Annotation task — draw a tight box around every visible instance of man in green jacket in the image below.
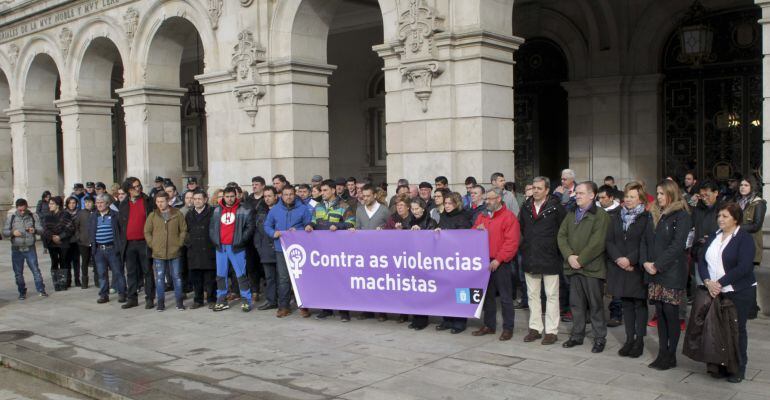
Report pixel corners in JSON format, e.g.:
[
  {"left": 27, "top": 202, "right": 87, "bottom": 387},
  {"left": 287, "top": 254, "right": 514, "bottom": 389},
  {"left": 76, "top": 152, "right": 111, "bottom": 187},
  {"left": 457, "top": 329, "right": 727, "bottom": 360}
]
[
  {"left": 557, "top": 181, "right": 610, "bottom": 353},
  {"left": 144, "top": 192, "right": 188, "bottom": 311}
]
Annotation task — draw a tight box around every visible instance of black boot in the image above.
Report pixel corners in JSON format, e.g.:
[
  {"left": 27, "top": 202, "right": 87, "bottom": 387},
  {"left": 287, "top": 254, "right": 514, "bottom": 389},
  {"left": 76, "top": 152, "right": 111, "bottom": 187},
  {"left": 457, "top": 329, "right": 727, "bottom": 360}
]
[
  {"left": 628, "top": 337, "right": 644, "bottom": 358},
  {"left": 648, "top": 350, "right": 666, "bottom": 369},
  {"left": 618, "top": 337, "right": 634, "bottom": 357}
]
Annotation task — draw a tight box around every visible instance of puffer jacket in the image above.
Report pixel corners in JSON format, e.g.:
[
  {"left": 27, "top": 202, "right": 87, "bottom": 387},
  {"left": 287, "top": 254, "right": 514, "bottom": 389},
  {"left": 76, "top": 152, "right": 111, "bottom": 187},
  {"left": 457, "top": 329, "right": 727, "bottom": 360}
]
[
  {"left": 2, "top": 209, "right": 43, "bottom": 248},
  {"left": 209, "top": 199, "right": 255, "bottom": 251},
  {"left": 406, "top": 212, "right": 438, "bottom": 230},
  {"left": 644, "top": 202, "right": 691, "bottom": 290},
  {"left": 42, "top": 211, "right": 74, "bottom": 249},
  {"left": 75, "top": 209, "right": 95, "bottom": 246},
  {"left": 519, "top": 196, "right": 567, "bottom": 275}
]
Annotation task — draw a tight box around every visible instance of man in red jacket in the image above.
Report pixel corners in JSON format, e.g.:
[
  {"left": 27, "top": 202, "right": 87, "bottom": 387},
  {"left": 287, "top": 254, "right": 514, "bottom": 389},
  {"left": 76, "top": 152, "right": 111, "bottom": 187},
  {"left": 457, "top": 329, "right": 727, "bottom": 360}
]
[{"left": 471, "top": 188, "right": 521, "bottom": 341}]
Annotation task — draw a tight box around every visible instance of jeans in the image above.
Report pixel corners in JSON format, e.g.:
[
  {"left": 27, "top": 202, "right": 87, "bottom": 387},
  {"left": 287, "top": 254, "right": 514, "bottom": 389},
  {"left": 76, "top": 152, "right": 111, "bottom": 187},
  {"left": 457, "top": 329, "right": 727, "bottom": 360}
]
[
  {"left": 125, "top": 240, "right": 153, "bottom": 302},
  {"left": 94, "top": 245, "right": 126, "bottom": 298},
  {"left": 11, "top": 246, "right": 46, "bottom": 294},
  {"left": 274, "top": 252, "right": 293, "bottom": 309},
  {"left": 215, "top": 245, "right": 251, "bottom": 304},
  {"left": 482, "top": 262, "right": 515, "bottom": 331},
  {"left": 153, "top": 258, "right": 183, "bottom": 306}
]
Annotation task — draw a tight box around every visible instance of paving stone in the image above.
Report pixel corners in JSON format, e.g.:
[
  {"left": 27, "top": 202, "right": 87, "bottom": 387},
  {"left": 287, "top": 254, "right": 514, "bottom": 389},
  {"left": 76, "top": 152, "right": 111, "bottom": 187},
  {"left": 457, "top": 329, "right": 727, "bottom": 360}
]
[
  {"left": 608, "top": 372, "right": 737, "bottom": 400},
  {"left": 427, "top": 357, "right": 550, "bottom": 386},
  {"left": 156, "top": 358, "right": 241, "bottom": 381},
  {"left": 463, "top": 377, "right": 581, "bottom": 400},
  {"left": 509, "top": 358, "right": 621, "bottom": 384},
  {"left": 369, "top": 375, "right": 491, "bottom": 400},
  {"left": 536, "top": 375, "right": 659, "bottom": 400},
  {"left": 147, "top": 377, "right": 234, "bottom": 400},
  {"left": 338, "top": 342, "right": 439, "bottom": 364},
  {"left": 578, "top": 356, "right": 691, "bottom": 382},
  {"left": 218, "top": 375, "right": 325, "bottom": 400},
  {"left": 62, "top": 334, "right": 175, "bottom": 364},
  {"left": 449, "top": 348, "right": 524, "bottom": 367},
  {"left": 682, "top": 372, "right": 770, "bottom": 397}
]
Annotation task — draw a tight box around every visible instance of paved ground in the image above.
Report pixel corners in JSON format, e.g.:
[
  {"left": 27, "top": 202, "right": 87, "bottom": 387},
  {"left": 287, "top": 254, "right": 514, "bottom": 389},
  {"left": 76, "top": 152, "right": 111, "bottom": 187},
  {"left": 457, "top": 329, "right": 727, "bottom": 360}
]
[
  {"left": 0, "top": 241, "right": 769, "bottom": 399},
  {"left": 0, "top": 367, "right": 87, "bottom": 400}
]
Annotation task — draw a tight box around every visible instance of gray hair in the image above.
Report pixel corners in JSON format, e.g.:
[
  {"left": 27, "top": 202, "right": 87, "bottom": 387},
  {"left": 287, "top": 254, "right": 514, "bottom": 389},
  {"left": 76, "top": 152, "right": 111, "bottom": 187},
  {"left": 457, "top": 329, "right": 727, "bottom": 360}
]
[
  {"left": 533, "top": 176, "right": 550, "bottom": 189},
  {"left": 487, "top": 187, "right": 504, "bottom": 197},
  {"left": 95, "top": 194, "right": 112, "bottom": 204},
  {"left": 561, "top": 169, "right": 576, "bottom": 180}
]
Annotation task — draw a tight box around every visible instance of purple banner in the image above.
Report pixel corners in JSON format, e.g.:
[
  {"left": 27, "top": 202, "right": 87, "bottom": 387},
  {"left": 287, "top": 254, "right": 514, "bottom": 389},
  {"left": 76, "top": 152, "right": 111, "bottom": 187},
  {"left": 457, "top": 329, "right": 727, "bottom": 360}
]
[{"left": 280, "top": 230, "right": 491, "bottom": 318}]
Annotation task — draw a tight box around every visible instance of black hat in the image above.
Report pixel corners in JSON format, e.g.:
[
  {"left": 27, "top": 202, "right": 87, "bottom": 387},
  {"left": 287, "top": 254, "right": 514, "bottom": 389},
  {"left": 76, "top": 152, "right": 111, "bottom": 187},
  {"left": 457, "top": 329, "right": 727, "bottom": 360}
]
[
  {"left": 95, "top": 182, "right": 106, "bottom": 189},
  {"left": 15, "top": 198, "right": 27, "bottom": 207},
  {"left": 335, "top": 177, "right": 346, "bottom": 186},
  {"left": 85, "top": 181, "right": 95, "bottom": 188},
  {"left": 418, "top": 181, "right": 433, "bottom": 189},
  {"left": 73, "top": 183, "right": 84, "bottom": 189},
  {"left": 187, "top": 177, "right": 198, "bottom": 184},
  {"left": 154, "top": 176, "right": 164, "bottom": 183}
]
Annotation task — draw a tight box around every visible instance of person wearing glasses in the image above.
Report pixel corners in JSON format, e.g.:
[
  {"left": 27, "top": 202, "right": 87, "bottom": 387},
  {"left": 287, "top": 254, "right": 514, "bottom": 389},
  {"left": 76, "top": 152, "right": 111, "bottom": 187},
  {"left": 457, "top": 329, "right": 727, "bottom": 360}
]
[{"left": 118, "top": 177, "right": 155, "bottom": 310}]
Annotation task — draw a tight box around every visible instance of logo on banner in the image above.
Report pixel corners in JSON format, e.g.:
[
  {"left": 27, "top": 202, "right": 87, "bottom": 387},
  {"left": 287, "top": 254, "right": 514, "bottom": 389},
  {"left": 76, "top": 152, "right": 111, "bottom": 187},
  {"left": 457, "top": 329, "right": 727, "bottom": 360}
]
[
  {"left": 285, "top": 244, "right": 307, "bottom": 279},
  {"left": 455, "top": 288, "right": 483, "bottom": 304}
]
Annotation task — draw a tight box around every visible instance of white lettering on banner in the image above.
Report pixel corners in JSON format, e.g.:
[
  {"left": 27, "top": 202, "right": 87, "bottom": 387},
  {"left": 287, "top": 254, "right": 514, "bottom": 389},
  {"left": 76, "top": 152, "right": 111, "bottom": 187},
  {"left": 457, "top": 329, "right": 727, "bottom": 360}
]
[
  {"left": 350, "top": 274, "right": 437, "bottom": 293},
  {"left": 0, "top": 0, "right": 125, "bottom": 43},
  {"left": 310, "top": 250, "right": 365, "bottom": 268},
  {"left": 391, "top": 251, "right": 483, "bottom": 271}
]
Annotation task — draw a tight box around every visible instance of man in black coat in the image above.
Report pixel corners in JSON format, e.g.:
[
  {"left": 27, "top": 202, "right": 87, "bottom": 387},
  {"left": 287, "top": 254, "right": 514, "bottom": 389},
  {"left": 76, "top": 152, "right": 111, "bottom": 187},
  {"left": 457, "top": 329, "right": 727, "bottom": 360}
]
[
  {"left": 117, "top": 177, "right": 155, "bottom": 310},
  {"left": 519, "top": 176, "right": 566, "bottom": 345},
  {"left": 185, "top": 190, "right": 217, "bottom": 309}
]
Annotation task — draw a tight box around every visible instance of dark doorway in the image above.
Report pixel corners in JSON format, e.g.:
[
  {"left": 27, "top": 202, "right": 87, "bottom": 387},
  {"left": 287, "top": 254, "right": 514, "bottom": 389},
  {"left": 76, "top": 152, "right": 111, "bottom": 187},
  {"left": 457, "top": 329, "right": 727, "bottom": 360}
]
[{"left": 514, "top": 38, "right": 569, "bottom": 186}]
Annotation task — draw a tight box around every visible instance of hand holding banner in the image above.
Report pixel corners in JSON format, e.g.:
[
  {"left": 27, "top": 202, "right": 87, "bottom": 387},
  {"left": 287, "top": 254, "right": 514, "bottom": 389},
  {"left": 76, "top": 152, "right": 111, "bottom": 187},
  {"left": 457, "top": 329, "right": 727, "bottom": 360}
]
[{"left": 280, "top": 229, "right": 490, "bottom": 318}]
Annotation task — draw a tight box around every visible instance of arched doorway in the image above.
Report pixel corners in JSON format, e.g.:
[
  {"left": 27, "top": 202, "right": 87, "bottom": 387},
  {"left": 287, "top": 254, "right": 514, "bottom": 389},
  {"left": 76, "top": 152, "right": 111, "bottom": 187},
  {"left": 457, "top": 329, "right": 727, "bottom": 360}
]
[
  {"left": 514, "top": 38, "right": 569, "bottom": 185},
  {"left": 0, "top": 69, "right": 11, "bottom": 207},
  {"left": 662, "top": 6, "right": 761, "bottom": 184},
  {"left": 327, "top": 0, "right": 385, "bottom": 183}
]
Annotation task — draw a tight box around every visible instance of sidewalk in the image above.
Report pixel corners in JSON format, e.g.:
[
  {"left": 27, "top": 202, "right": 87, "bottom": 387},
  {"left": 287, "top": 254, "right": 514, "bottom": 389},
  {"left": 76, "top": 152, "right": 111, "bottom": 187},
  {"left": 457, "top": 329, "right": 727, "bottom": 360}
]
[{"left": 0, "top": 241, "right": 769, "bottom": 399}]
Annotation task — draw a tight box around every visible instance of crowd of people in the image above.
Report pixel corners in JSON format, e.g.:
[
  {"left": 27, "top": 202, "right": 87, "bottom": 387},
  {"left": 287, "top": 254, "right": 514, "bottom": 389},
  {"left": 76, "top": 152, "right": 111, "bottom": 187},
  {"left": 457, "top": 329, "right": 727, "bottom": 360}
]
[{"left": 1, "top": 169, "right": 764, "bottom": 383}]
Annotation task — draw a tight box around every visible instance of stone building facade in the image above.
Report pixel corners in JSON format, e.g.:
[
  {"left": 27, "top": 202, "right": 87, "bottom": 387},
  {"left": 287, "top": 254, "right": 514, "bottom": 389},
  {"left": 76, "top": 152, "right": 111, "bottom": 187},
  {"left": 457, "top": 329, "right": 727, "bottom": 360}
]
[{"left": 0, "top": 0, "right": 767, "bottom": 210}]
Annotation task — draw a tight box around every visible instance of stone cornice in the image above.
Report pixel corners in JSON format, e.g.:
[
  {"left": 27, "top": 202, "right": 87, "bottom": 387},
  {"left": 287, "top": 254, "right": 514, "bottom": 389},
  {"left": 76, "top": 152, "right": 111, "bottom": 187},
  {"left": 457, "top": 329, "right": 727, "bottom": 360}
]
[{"left": 115, "top": 86, "right": 186, "bottom": 107}]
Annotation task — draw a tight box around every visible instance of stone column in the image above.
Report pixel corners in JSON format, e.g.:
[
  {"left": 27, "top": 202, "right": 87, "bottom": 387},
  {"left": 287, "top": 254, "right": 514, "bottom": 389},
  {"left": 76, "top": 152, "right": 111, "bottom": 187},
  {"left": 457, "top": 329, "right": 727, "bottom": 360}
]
[
  {"left": 196, "top": 71, "right": 239, "bottom": 189},
  {"left": 55, "top": 98, "right": 117, "bottom": 190},
  {"left": 375, "top": 1, "right": 521, "bottom": 192},
  {"left": 754, "top": 0, "right": 770, "bottom": 315},
  {"left": 115, "top": 86, "right": 186, "bottom": 187},
  {"left": 6, "top": 107, "right": 60, "bottom": 200},
  {"left": 0, "top": 115, "right": 11, "bottom": 209}
]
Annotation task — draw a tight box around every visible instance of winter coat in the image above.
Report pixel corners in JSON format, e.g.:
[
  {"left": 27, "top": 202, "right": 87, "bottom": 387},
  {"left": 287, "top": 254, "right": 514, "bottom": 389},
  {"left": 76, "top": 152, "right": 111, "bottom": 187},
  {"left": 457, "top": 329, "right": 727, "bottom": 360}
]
[
  {"left": 740, "top": 196, "right": 766, "bottom": 264},
  {"left": 75, "top": 209, "right": 95, "bottom": 247},
  {"left": 144, "top": 208, "right": 187, "bottom": 260},
  {"left": 406, "top": 212, "right": 438, "bottom": 230},
  {"left": 438, "top": 208, "right": 472, "bottom": 230},
  {"left": 185, "top": 206, "right": 216, "bottom": 270},
  {"left": 355, "top": 202, "right": 389, "bottom": 230},
  {"left": 605, "top": 210, "right": 654, "bottom": 299},
  {"left": 473, "top": 205, "right": 520, "bottom": 264},
  {"left": 42, "top": 211, "right": 74, "bottom": 249},
  {"left": 519, "top": 196, "right": 567, "bottom": 275},
  {"left": 698, "top": 228, "right": 757, "bottom": 293},
  {"left": 35, "top": 200, "right": 50, "bottom": 219},
  {"left": 2, "top": 209, "right": 43, "bottom": 248},
  {"left": 384, "top": 213, "right": 412, "bottom": 230},
  {"left": 253, "top": 209, "right": 276, "bottom": 263},
  {"left": 692, "top": 200, "right": 722, "bottom": 260},
  {"left": 117, "top": 194, "right": 154, "bottom": 254},
  {"left": 683, "top": 288, "right": 740, "bottom": 375},
  {"left": 309, "top": 197, "right": 355, "bottom": 230},
  {"left": 88, "top": 209, "right": 122, "bottom": 253},
  {"left": 644, "top": 203, "right": 691, "bottom": 290},
  {"left": 65, "top": 209, "right": 80, "bottom": 244},
  {"left": 263, "top": 200, "right": 312, "bottom": 252},
  {"left": 557, "top": 204, "right": 610, "bottom": 279},
  {"left": 209, "top": 199, "right": 255, "bottom": 252}
]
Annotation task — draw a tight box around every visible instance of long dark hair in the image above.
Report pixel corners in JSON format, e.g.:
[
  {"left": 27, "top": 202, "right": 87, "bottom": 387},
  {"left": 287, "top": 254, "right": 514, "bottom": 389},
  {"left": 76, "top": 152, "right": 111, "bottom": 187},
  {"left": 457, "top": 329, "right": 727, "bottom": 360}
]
[{"left": 41, "top": 190, "right": 51, "bottom": 201}]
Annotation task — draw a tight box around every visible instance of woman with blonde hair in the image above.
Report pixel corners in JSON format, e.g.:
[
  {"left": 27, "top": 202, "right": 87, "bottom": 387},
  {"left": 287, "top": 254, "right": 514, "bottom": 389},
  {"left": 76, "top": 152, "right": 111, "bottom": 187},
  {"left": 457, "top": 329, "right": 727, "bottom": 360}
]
[
  {"left": 210, "top": 188, "right": 224, "bottom": 207},
  {"left": 643, "top": 179, "right": 691, "bottom": 370}
]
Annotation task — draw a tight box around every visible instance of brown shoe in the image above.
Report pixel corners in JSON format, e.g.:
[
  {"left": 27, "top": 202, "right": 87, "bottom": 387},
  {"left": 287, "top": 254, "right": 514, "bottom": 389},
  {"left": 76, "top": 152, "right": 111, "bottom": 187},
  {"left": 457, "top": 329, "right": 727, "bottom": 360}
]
[
  {"left": 541, "top": 333, "right": 558, "bottom": 345},
  {"left": 471, "top": 326, "right": 496, "bottom": 336},
  {"left": 499, "top": 329, "right": 513, "bottom": 341},
  {"left": 276, "top": 308, "right": 292, "bottom": 318},
  {"left": 523, "top": 329, "right": 542, "bottom": 342},
  {"left": 299, "top": 308, "right": 311, "bottom": 318}
]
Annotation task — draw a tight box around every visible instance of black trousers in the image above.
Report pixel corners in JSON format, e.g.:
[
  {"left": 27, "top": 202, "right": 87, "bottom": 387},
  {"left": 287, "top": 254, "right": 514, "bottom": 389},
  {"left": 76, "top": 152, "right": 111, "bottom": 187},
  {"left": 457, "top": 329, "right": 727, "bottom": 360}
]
[
  {"left": 48, "top": 247, "right": 64, "bottom": 272},
  {"left": 724, "top": 286, "right": 756, "bottom": 374},
  {"left": 78, "top": 245, "right": 95, "bottom": 286},
  {"left": 63, "top": 243, "right": 80, "bottom": 285},
  {"left": 482, "top": 262, "right": 515, "bottom": 331},
  {"left": 622, "top": 297, "right": 647, "bottom": 340},
  {"left": 125, "top": 240, "right": 154, "bottom": 302},
  {"left": 568, "top": 274, "right": 607, "bottom": 341},
  {"left": 246, "top": 246, "right": 263, "bottom": 294},
  {"left": 190, "top": 269, "right": 216, "bottom": 304}
]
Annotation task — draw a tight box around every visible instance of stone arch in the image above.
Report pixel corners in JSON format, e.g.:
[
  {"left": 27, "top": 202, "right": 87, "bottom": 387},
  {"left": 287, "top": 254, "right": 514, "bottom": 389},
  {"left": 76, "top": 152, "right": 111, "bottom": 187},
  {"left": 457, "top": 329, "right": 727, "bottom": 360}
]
[
  {"left": 68, "top": 17, "right": 127, "bottom": 95},
  {"left": 269, "top": 0, "right": 341, "bottom": 63},
  {"left": 0, "top": 68, "right": 12, "bottom": 207},
  {"left": 16, "top": 36, "right": 65, "bottom": 104},
  {"left": 131, "top": 0, "right": 217, "bottom": 86}
]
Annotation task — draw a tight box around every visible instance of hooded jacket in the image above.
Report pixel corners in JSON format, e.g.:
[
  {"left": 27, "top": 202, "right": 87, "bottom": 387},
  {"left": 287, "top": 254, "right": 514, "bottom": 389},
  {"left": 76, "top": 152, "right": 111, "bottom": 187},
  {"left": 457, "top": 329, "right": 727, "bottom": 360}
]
[
  {"left": 144, "top": 207, "right": 187, "bottom": 260},
  {"left": 2, "top": 209, "right": 43, "bottom": 248},
  {"left": 209, "top": 198, "right": 255, "bottom": 251},
  {"left": 264, "top": 199, "right": 312, "bottom": 252}
]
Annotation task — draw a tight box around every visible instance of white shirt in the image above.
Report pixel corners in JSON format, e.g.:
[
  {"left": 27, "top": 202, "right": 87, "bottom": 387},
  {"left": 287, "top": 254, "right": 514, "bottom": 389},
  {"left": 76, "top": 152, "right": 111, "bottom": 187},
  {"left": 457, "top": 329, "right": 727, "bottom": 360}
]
[
  {"left": 365, "top": 202, "right": 380, "bottom": 219},
  {"left": 533, "top": 199, "right": 546, "bottom": 216},
  {"left": 705, "top": 227, "right": 739, "bottom": 292}
]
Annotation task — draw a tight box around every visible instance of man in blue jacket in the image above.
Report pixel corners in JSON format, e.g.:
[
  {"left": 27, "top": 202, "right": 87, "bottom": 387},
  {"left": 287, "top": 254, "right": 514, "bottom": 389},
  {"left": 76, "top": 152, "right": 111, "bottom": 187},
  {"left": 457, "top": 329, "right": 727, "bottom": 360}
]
[{"left": 264, "top": 186, "right": 311, "bottom": 318}]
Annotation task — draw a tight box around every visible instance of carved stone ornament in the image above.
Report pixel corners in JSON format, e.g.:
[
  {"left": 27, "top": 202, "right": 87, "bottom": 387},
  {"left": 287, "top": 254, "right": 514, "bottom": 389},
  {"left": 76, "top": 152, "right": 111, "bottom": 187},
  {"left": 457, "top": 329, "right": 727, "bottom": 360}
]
[
  {"left": 208, "top": 0, "right": 223, "bottom": 29},
  {"left": 233, "top": 84, "right": 265, "bottom": 127},
  {"left": 396, "top": 0, "right": 445, "bottom": 112},
  {"left": 399, "top": 62, "right": 442, "bottom": 112},
  {"left": 59, "top": 27, "right": 73, "bottom": 60},
  {"left": 239, "top": 0, "right": 254, "bottom": 7},
  {"left": 231, "top": 30, "right": 265, "bottom": 82},
  {"left": 123, "top": 7, "right": 139, "bottom": 44},
  {"left": 8, "top": 43, "right": 19, "bottom": 68},
  {"left": 397, "top": 0, "right": 444, "bottom": 61}
]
